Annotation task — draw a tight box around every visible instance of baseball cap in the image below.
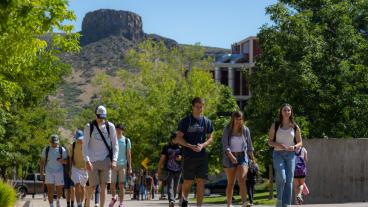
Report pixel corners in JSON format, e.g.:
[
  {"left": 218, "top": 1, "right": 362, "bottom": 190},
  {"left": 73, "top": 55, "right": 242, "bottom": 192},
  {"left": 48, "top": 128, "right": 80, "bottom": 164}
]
[
  {"left": 50, "top": 134, "right": 59, "bottom": 144},
  {"left": 96, "top": 105, "right": 107, "bottom": 119},
  {"left": 74, "top": 130, "right": 84, "bottom": 140}
]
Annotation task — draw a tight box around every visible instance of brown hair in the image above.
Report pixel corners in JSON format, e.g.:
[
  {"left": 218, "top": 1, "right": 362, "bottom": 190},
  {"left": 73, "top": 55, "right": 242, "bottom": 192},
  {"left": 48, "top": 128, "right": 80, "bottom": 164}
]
[
  {"left": 191, "top": 97, "right": 204, "bottom": 106},
  {"left": 229, "top": 111, "right": 244, "bottom": 135},
  {"left": 278, "top": 103, "right": 296, "bottom": 127}
]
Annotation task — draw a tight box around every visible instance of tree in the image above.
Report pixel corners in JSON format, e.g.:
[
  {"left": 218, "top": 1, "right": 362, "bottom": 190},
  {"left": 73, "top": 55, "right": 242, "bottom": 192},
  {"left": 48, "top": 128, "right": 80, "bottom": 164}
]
[
  {"left": 92, "top": 40, "right": 238, "bottom": 173},
  {"left": 246, "top": 0, "right": 368, "bottom": 140},
  {"left": 245, "top": 0, "right": 368, "bottom": 172},
  {"left": 0, "top": 0, "right": 79, "bottom": 179}
]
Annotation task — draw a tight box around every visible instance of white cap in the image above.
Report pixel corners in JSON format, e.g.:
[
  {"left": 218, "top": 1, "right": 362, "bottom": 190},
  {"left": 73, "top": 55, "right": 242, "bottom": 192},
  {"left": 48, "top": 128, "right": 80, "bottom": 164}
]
[{"left": 96, "top": 105, "right": 107, "bottom": 119}]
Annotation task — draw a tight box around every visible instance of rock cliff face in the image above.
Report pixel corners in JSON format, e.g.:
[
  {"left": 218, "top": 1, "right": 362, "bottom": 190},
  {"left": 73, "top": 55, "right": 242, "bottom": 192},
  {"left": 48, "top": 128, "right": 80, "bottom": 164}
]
[{"left": 80, "top": 9, "right": 145, "bottom": 45}]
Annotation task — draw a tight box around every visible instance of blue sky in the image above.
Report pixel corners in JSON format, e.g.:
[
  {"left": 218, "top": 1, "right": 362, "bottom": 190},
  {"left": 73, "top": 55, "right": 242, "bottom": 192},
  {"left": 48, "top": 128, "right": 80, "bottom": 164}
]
[{"left": 68, "top": 0, "right": 277, "bottom": 48}]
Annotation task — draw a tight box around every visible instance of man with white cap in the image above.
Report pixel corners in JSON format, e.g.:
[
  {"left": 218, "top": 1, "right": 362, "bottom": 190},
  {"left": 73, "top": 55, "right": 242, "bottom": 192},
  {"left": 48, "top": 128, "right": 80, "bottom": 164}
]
[
  {"left": 83, "top": 105, "right": 118, "bottom": 207},
  {"left": 70, "top": 129, "right": 88, "bottom": 207},
  {"left": 40, "top": 134, "right": 68, "bottom": 207}
]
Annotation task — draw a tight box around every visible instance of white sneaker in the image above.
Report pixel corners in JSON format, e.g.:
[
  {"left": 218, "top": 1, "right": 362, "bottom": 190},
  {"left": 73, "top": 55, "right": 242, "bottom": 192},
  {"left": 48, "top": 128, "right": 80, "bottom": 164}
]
[{"left": 94, "top": 204, "right": 100, "bottom": 207}]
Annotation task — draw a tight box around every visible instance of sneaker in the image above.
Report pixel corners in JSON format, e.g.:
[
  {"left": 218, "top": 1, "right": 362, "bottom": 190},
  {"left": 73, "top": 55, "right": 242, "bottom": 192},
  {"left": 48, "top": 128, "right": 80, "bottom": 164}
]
[
  {"left": 296, "top": 194, "right": 303, "bottom": 205},
  {"left": 118, "top": 203, "right": 125, "bottom": 207},
  {"left": 169, "top": 200, "right": 175, "bottom": 207},
  {"left": 108, "top": 197, "right": 117, "bottom": 207},
  {"left": 242, "top": 203, "right": 251, "bottom": 207},
  {"left": 181, "top": 199, "right": 188, "bottom": 207},
  {"left": 94, "top": 204, "right": 100, "bottom": 207}
]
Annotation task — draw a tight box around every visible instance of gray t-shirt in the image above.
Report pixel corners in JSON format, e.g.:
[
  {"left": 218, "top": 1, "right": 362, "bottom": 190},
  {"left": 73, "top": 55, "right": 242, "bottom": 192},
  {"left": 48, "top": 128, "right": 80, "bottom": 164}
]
[{"left": 41, "top": 146, "right": 67, "bottom": 173}]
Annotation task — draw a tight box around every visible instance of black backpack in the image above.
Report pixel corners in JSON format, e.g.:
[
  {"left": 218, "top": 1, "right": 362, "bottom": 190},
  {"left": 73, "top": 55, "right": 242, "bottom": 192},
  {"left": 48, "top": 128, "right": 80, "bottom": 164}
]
[{"left": 45, "top": 146, "right": 67, "bottom": 175}]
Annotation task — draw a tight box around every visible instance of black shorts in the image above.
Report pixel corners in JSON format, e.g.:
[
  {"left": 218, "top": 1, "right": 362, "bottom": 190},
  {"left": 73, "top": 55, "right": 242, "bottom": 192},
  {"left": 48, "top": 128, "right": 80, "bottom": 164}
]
[
  {"left": 182, "top": 155, "right": 208, "bottom": 180},
  {"left": 294, "top": 175, "right": 306, "bottom": 179}
]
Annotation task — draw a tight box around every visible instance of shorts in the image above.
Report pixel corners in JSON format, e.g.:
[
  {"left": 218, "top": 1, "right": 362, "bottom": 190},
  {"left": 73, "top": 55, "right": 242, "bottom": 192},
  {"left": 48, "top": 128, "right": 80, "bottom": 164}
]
[
  {"left": 224, "top": 153, "right": 248, "bottom": 168},
  {"left": 111, "top": 165, "right": 127, "bottom": 183},
  {"left": 64, "top": 176, "right": 75, "bottom": 189},
  {"left": 46, "top": 171, "right": 64, "bottom": 186},
  {"left": 71, "top": 166, "right": 89, "bottom": 186},
  {"left": 182, "top": 155, "right": 208, "bottom": 180},
  {"left": 294, "top": 175, "right": 306, "bottom": 179},
  {"left": 87, "top": 158, "right": 111, "bottom": 186}
]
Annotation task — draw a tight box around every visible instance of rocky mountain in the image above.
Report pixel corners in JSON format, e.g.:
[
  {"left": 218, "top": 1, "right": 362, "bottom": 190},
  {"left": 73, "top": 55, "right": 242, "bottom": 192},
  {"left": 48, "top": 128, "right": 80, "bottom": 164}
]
[{"left": 56, "top": 9, "right": 230, "bottom": 118}]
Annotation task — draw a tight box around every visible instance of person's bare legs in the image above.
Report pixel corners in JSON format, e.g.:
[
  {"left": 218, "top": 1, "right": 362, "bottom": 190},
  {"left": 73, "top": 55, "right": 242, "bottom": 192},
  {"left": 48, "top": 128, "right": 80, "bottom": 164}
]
[
  {"left": 195, "top": 178, "right": 205, "bottom": 206},
  {"left": 75, "top": 183, "right": 84, "bottom": 205},
  {"left": 85, "top": 186, "right": 94, "bottom": 207},
  {"left": 100, "top": 183, "right": 107, "bottom": 207},
  {"left": 118, "top": 182, "right": 125, "bottom": 203},
  {"left": 225, "top": 168, "right": 237, "bottom": 206},
  {"left": 181, "top": 179, "right": 193, "bottom": 201},
  {"left": 236, "top": 165, "right": 248, "bottom": 205},
  {"left": 46, "top": 184, "right": 55, "bottom": 205},
  {"left": 56, "top": 185, "right": 64, "bottom": 206},
  {"left": 110, "top": 182, "right": 117, "bottom": 200}
]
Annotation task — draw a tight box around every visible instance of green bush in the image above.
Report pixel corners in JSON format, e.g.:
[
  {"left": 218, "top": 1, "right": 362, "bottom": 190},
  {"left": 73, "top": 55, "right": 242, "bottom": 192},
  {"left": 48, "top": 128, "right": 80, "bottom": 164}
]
[{"left": 0, "top": 181, "right": 16, "bottom": 207}]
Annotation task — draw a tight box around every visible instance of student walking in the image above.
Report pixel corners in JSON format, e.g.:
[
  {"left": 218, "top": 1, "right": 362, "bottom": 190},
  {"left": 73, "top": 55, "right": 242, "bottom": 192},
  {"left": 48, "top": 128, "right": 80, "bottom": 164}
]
[
  {"left": 83, "top": 105, "right": 119, "bottom": 207},
  {"left": 174, "top": 97, "right": 214, "bottom": 207},
  {"left": 158, "top": 132, "right": 183, "bottom": 207},
  {"left": 40, "top": 135, "right": 68, "bottom": 207},
  {"left": 268, "top": 103, "right": 302, "bottom": 207},
  {"left": 294, "top": 146, "right": 308, "bottom": 205},
  {"left": 247, "top": 160, "right": 259, "bottom": 206},
  {"left": 109, "top": 123, "right": 132, "bottom": 207},
  {"left": 221, "top": 111, "right": 255, "bottom": 207},
  {"left": 70, "top": 130, "right": 88, "bottom": 207}
]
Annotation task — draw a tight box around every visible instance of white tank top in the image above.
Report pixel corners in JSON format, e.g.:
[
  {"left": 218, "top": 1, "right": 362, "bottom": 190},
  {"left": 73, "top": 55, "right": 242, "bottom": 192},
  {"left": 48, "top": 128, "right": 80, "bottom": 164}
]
[
  {"left": 274, "top": 126, "right": 295, "bottom": 151},
  {"left": 230, "top": 135, "right": 244, "bottom": 152}
]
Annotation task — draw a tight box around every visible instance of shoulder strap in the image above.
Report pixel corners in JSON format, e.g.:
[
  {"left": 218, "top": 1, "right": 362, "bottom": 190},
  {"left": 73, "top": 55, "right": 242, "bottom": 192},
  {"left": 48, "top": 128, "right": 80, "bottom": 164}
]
[
  {"left": 105, "top": 121, "right": 110, "bottom": 138},
  {"left": 72, "top": 142, "right": 76, "bottom": 165},
  {"left": 45, "top": 146, "right": 50, "bottom": 167},
  {"left": 89, "top": 121, "right": 94, "bottom": 137},
  {"left": 273, "top": 121, "right": 280, "bottom": 142},
  {"left": 59, "top": 146, "right": 63, "bottom": 158},
  {"left": 93, "top": 121, "right": 113, "bottom": 161}
]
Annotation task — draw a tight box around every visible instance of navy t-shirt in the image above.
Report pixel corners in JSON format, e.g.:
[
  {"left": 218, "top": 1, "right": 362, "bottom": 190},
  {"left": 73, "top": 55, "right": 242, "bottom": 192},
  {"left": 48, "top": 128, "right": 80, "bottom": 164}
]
[
  {"left": 177, "top": 115, "right": 214, "bottom": 157},
  {"left": 161, "top": 144, "right": 182, "bottom": 172}
]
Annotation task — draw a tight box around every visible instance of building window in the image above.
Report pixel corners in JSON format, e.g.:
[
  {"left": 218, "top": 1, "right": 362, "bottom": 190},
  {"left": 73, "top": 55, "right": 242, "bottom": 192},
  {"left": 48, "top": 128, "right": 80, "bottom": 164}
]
[
  {"left": 220, "top": 68, "right": 228, "bottom": 86},
  {"left": 234, "top": 70, "right": 241, "bottom": 95}
]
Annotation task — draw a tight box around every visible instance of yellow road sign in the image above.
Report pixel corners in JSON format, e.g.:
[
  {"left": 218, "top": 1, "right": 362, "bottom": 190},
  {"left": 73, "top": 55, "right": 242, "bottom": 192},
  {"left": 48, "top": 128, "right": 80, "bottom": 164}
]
[{"left": 141, "top": 157, "right": 150, "bottom": 169}]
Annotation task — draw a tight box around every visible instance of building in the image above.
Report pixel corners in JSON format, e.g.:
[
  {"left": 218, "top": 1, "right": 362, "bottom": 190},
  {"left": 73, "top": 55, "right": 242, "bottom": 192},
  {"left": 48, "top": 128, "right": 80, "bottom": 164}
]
[{"left": 213, "top": 36, "right": 260, "bottom": 110}]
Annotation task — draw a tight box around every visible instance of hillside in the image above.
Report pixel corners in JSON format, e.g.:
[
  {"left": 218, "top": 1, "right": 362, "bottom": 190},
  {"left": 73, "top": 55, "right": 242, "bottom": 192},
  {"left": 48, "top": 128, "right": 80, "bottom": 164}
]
[{"left": 55, "top": 9, "right": 230, "bottom": 119}]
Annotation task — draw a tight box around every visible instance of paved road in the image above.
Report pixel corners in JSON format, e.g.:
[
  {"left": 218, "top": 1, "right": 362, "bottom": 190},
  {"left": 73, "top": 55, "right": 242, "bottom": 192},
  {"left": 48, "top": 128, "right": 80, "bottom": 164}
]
[{"left": 15, "top": 195, "right": 368, "bottom": 207}]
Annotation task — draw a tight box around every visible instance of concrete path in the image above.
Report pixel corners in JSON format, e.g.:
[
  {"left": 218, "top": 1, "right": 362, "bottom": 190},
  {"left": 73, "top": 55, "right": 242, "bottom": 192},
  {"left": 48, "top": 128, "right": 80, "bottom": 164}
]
[{"left": 15, "top": 195, "right": 368, "bottom": 207}]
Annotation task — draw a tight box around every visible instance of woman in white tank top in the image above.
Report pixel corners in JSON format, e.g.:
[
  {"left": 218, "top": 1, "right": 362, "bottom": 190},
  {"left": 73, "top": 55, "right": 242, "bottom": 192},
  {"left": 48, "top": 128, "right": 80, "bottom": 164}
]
[
  {"left": 221, "top": 111, "right": 255, "bottom": 207},
  {"left": 268, "top": 104, "right": 303, "bottom": 207}
]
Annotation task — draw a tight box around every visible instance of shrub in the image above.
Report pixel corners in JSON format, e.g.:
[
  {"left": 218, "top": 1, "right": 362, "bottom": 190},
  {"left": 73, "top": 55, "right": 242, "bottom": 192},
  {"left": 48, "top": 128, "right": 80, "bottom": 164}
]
[{"left": 0, "top": 181, "right": 16, "bottom": 207}]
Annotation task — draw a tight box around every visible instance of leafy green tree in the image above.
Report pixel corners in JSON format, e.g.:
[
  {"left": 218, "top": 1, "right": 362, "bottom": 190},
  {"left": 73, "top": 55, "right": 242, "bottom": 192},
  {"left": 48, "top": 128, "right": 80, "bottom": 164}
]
[
  {"left": 0, "top": 0, "right": 79, "bottom": 179},
  {"left": 245, "top": 0, "right": 368, "bottom": 170},
  {"left": 92, "top": 40, "right": 238, "bottom": 173}
]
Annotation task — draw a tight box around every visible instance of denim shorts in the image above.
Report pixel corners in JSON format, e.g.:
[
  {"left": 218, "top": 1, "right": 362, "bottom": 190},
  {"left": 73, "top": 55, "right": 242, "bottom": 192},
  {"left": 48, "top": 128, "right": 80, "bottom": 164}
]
[{"left": 226, "top": 153, "right": 248, "bottom": 168}]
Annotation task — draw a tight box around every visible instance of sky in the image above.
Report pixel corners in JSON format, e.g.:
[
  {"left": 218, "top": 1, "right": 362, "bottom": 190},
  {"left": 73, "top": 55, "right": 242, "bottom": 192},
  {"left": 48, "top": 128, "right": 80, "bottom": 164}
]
[{"left": 68, "top": 0, "right": 278, "bottom": 49}]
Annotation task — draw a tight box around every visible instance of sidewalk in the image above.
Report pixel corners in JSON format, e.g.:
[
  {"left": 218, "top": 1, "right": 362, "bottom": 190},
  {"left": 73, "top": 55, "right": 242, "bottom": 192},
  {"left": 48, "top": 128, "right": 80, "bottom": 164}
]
[{"left": 15, "top": 195, "right": 368, "bottom": 207}]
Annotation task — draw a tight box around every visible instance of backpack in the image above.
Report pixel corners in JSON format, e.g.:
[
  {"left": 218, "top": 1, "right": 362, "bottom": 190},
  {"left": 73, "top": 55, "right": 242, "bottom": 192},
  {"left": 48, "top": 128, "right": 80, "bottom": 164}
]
[
  {"left": 45, "top": 146, "right": 63, "bottom": 166},
  {"left": 45, "top": 146, "right": 66, "bottom": 175},
  {"left": 294, "top": 148, "right": 307, "bottom": 177},
  {"left": 89, "top": 120, "right": 113, "bottom": 161}
]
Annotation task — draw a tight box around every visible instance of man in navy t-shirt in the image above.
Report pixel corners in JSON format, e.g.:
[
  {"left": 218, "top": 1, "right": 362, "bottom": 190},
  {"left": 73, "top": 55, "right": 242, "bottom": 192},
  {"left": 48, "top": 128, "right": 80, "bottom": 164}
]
[{"left": 174, "top": 97, "right": 214, "bottom": 207}]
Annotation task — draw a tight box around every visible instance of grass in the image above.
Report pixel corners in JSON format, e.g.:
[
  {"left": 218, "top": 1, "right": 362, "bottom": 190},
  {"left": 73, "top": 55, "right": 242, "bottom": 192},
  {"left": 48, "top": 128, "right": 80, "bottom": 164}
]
[{"left": 190, "top": 180, "right": 277, "bottom": 205}]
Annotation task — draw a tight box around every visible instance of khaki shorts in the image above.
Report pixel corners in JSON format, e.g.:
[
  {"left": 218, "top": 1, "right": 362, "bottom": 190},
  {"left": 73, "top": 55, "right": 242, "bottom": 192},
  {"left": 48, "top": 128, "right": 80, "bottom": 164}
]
[
  {"left": 87, "top": 158, "right": 111, "bottom": 186},
  {"left": 111, "top": 165, "right": 127, "bottom": 183}
]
